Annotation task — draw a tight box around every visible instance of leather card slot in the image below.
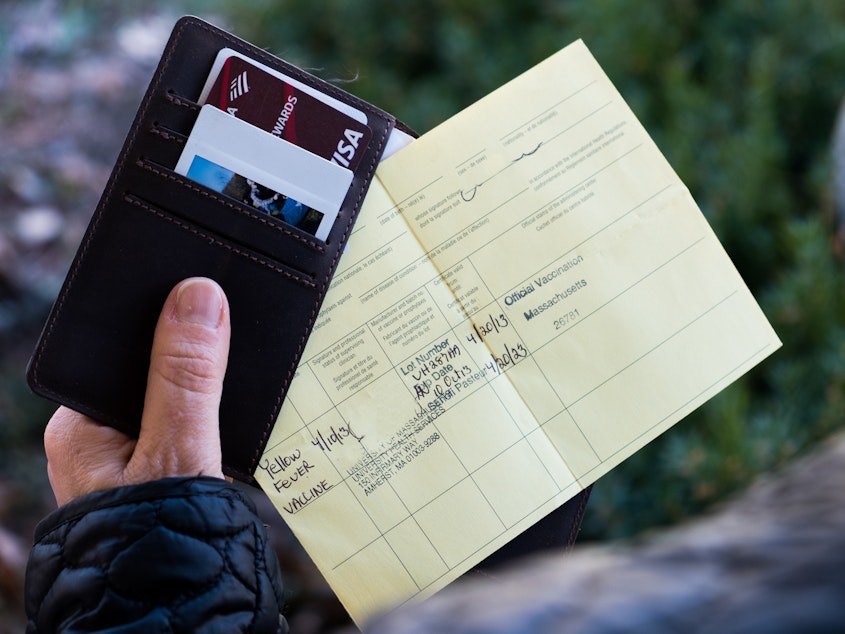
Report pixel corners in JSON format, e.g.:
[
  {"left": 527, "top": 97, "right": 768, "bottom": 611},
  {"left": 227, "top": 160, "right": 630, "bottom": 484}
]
[
  {"left": 133, "top": 156, "right": 329, "bottom": 262},
  {"left": 123, "top": 192, "right": 318, "bottom": 288}
]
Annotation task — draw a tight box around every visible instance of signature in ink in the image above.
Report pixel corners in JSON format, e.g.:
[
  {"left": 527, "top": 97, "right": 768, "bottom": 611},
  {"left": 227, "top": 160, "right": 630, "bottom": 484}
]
[{"left": 459, "top": 142, "right": 544, "bottom": 202}]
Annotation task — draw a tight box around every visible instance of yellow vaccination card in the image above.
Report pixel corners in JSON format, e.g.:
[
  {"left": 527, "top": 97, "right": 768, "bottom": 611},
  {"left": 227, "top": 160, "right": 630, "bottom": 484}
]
[{"left": 254, "top": 40, "right": 781, "bottom": 626}]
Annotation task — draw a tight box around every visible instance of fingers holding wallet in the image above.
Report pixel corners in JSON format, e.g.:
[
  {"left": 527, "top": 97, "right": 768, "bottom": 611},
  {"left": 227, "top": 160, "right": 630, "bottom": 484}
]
[
  {"left": 127, "top": 277, "right": 230, "bottom": 483},
  {"left": 44, "top": 278, "right": 231, "bottom": 506}
]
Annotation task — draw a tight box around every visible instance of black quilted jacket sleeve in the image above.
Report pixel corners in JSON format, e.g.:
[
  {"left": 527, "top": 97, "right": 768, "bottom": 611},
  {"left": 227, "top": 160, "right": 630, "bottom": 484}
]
[{"left": 25, "top": 477, "right": 288, "bottom": 633}]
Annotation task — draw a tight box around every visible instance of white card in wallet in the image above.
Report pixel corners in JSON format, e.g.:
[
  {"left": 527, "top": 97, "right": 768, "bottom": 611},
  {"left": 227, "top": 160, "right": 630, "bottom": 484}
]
[{"left": 176, "top": 104, "right": 353, "bottom": 241}]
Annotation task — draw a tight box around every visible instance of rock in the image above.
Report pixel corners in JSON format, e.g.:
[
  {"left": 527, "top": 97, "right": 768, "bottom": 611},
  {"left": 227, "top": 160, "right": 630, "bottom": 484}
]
[
  {"left": 365, "top": 432, "right": 845, "bottom": 634},
  {"left": 13, "top": 207, "right": 64, "bottom": 247}
]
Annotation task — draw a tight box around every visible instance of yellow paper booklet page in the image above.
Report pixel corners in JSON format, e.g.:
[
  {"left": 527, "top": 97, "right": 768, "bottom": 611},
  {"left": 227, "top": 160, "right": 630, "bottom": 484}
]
[{"left": 254, "top": 40, "right": 781, "bottom": 625}]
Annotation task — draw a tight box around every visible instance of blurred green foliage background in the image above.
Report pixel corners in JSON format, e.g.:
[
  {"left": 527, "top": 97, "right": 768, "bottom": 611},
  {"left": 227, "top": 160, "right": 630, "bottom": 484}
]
[
  {"left": 200, "top": 0, "right": 845, "bottom": 539},
  {"left": 5, "top": 0, "right": 845, "bottom": 544}
]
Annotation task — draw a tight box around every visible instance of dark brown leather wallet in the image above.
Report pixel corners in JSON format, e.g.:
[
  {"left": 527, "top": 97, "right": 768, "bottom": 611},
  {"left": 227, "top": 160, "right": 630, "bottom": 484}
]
[{"left": 26, "top": 16, "right": 396, "bottom": 482}]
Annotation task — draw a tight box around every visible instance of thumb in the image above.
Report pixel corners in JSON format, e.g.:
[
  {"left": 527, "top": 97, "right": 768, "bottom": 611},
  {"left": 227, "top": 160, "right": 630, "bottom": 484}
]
[{"left": 125, "top": 277, "right": 230, "bottom": 483}]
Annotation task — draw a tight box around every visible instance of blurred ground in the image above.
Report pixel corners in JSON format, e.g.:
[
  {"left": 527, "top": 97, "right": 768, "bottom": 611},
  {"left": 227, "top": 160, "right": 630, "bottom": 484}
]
[{"left": 366, "top": 429, "right": 845, "bottom": 633}]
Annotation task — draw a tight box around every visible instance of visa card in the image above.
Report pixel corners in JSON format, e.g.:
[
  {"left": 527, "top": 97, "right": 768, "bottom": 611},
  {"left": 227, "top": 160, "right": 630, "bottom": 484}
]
[{"left": 201, "top": 50, "right": 372, "bottom": 172}]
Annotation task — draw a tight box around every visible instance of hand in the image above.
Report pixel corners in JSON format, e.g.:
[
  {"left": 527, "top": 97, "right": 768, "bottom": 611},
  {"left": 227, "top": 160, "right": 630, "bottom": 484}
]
[{"left": 44, "top": 277, "right": 231, "bottom": 506}]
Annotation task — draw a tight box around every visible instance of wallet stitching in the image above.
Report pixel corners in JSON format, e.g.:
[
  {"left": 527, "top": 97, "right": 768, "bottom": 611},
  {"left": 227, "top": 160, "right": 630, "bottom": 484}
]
[
  {"left": 165, "top": 90, "right": 200, "bottom": 111},
  {"left": 137, "top": 159, "right": 327, "bottom": 251},
  {"left": 31, "top": 383, "right": 125, "bottom": 434},
  {"left": 565, "top": 486, "right": 592, "bottom": 551},
  {"left": 124, "top": 195, "right": 318, "bottom": 288},
  {"left": 149, "top": 124, "right": 186, "bottom": 144}
]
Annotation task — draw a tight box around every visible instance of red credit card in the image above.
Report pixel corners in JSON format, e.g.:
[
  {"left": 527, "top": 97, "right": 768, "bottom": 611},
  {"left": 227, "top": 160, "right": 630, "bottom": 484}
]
[{"left": 204, "top": 54, "right": 372, "bottom": 171}]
